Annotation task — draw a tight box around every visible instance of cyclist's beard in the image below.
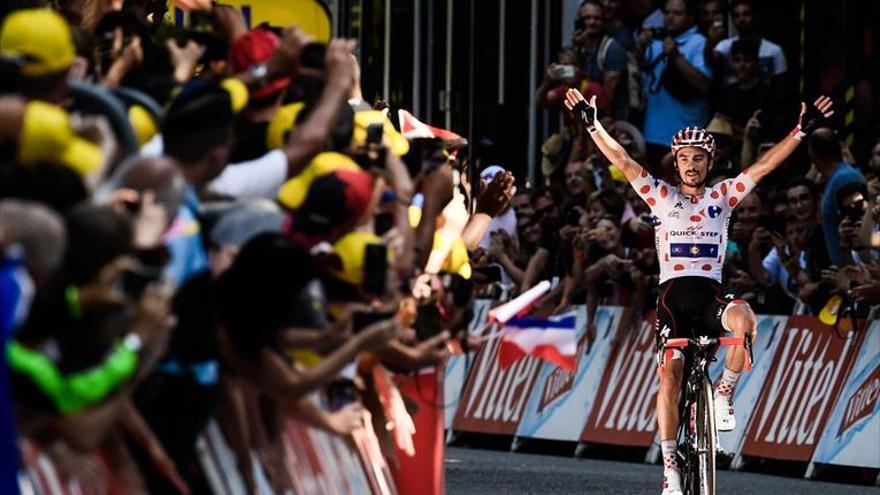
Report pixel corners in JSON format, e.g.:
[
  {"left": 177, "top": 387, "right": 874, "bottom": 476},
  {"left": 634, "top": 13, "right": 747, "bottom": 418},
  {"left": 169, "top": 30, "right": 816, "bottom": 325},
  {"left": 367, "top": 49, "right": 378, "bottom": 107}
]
[{"left": 676, "top": 165, "right": 708, "bottom": 188}]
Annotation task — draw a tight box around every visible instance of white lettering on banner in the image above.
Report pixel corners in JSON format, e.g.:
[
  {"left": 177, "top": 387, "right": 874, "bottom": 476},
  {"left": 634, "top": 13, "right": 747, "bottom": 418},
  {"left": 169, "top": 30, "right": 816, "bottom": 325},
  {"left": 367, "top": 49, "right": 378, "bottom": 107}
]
[
  {"left": 838, "top": 366, "right": 880, "bottom": 437},
  {"left": 539, "top": 366, "right": 574, "bottom": 413},
  {"left": 596, "top": 319, "right": 658, "bottom": 433},
  {"left": 755, "top": 326, "right": 854, "bottom": 447},
  {"left": 463, "top": 336, "right": 540, "bottom": 424}
]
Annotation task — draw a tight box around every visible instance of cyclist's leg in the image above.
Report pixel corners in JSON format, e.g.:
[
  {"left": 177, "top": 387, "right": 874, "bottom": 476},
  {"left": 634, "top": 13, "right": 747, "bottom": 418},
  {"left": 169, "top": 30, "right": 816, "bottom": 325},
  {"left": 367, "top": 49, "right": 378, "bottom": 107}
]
[
  {"left": 656, "top": 281, "right": 685, "bottom": 493},
  {"left": 718, "top": 298, "right": 757, "bottom": 373},
  {"left": 708, "top": 293, "right": 757, "bottom": 431}
]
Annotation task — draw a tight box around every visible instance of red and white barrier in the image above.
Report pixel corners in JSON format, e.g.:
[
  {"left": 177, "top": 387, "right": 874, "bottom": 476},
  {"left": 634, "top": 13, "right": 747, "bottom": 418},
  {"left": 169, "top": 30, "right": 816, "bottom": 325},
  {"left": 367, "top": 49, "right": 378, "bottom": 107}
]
[
  {"left": 514, "top": 306, "right": 621, "bottom": 441},
  {"left": 808, "top": 320, "right": 880, "bottom": 473},
  {"left": 579, "top": 311, "right": 660, "bottom": 448},
  {"left": 739, "top": 316, "right": 867, "bottom": 462},
  {"left": 451, "top": 326, "right": 543, "bottom": 435}
]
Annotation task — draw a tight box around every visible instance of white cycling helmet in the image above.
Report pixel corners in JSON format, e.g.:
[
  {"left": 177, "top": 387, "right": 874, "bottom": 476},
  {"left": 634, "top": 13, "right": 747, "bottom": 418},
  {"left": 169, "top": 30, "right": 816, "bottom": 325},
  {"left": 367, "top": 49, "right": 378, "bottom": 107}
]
[{"left": 671, "top": 126, "right": 716, "bottom": 157}]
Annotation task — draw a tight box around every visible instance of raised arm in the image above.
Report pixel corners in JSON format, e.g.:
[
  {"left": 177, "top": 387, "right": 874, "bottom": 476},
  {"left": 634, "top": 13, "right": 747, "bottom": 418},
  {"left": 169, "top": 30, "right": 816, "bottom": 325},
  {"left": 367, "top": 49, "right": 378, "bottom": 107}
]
[
  {"left": 563, "top": 89, "right": 644, "bottom": 182},
  {"left": 745, "top": 96, "right": 834, "bottom": 184}
]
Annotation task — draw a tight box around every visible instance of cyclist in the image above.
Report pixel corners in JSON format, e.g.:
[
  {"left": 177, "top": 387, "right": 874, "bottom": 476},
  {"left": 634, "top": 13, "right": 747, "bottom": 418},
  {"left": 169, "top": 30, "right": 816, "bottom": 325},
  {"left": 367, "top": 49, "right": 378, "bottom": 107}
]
[{"left": 564, "top": 88, "right": 833, "bottom": 495}]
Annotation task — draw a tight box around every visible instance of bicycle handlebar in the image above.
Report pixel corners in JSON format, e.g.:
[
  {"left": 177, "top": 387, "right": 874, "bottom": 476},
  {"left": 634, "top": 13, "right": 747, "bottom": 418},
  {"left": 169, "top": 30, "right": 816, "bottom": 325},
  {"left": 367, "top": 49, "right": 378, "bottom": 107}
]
[
  {"left": 661, "top": 335, "right": 754, "bottom": 371},
  {"left": 665, "top": 336, "right": 744, "bottom": 348}
]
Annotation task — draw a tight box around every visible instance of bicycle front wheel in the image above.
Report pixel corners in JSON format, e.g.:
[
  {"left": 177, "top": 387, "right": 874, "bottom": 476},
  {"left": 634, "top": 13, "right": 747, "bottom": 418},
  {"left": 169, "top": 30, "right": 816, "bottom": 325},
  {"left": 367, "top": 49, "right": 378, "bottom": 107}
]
[{"left": 696, "top": 377, "right": 716, "bottom": 495}]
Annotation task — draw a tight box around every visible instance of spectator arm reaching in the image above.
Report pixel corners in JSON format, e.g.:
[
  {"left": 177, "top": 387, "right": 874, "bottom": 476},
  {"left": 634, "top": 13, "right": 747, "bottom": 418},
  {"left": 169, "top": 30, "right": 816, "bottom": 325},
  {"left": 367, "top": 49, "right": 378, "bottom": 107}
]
[
  {"left": 521, "top": 247, "right": 549, "bottom": 292},
  {"left": 282, "top": 39, "right": 357, "bottom": 179},
  {"left": 747, "top": 228, "right": 774, "bottom": 287},
  {"left": 225, "top": 316, "right": 398, "bottom": 403}
]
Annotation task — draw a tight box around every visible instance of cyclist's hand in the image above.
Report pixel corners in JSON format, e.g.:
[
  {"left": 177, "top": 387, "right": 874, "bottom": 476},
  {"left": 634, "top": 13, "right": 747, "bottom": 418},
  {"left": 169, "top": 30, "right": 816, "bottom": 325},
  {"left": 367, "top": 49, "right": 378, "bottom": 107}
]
[
  {"left": 795, "top": 95, "right": 834, "bottom": 137},
  {"left": 563, "top": 89, "right": 597, "bottom": 131}
]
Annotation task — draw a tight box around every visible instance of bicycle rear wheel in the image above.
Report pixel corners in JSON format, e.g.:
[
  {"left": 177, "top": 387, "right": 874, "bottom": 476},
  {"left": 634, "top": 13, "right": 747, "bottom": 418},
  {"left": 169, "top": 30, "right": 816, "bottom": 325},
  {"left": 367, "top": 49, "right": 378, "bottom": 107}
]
[{"left": 696, "top": 377, "right": 716, "bottom": 495}]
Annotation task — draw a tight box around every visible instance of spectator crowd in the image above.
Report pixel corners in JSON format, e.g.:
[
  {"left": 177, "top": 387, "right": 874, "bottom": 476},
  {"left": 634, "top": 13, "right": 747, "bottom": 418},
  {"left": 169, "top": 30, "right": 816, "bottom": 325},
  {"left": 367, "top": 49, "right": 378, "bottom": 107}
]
[{"left": 0, "top": 0, "right": 877, "bottom": 493}]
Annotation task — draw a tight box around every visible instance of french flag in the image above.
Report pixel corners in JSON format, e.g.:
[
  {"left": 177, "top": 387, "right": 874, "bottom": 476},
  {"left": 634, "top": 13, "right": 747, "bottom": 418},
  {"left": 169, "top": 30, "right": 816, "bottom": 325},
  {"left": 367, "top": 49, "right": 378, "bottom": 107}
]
[{"left": 498, "top": 312, "right": 578, "bottom": 372}]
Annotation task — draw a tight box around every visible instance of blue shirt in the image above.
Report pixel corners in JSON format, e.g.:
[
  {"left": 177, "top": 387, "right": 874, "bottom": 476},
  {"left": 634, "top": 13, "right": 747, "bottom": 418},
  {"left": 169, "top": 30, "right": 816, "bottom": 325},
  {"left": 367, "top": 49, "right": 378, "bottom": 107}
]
[
  {"left": 164, "top": 186, "right": 209, "bottom": 287},
  {"left": 582, "top": 36, "right": 629, "bottom": 119},
  {"left": 0, "top": 255, "right": 29, "bottom": 495},
  {"left": 821, "top": 162, "right": 865, "bottom": 264},
  {"left": 642, "top": 26, "right": 712, "bottom": 146}
]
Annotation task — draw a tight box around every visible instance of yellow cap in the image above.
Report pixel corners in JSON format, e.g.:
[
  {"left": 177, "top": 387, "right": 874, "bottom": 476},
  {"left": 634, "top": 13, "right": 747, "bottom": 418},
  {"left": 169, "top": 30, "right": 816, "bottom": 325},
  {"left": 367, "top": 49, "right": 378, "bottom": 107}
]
[
  {"left": 0, "top": 9, "right": 75, "bottom": 77},
  {"left": 818, "top": 295, "right": 842, "bottom": 327},
  {"left": 266, "top": 102, "right": 304, "bottom": 149},
  {"left": 128, "top": 104, "right": 159, "bottom": 147},
  {"left": 17, "top": 101, "right": 103, "bottom": 176},
  {"left": 220, "top": 78, "right": 249, "bottom": 113},
  {"left": 353, "top": 110, "right": 410, "bottom": 156},
  {"left": 330, "top": 231, "right": 389, "bottom": 286},
  {"left": 609, "top": 164, "right": 627, "bottom": 182},
  {"left": 277, "top": 152, "right": 361, "bottom": 209},
  {"left": 439, "top": 235, "right": 472, "bottom": 279}
]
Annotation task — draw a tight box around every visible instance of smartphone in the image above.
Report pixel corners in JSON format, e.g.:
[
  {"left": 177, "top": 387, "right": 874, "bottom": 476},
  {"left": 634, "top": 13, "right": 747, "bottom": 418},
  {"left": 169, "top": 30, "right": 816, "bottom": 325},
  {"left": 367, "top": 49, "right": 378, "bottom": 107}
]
[
  {"left": 325, "top": 378, "right": 358, "bottom": 410},
  {"left": 362, "top": 244, "right": 388, "bottom": 297},
  {"left": 120, "top": 268, "right": 159, "bottom": 300},
  {"left": 415, "top": 303, "right": 442, "bottom": 342},
  {"left": 366, "top": 123, "right": 384, "bottom": 146},
  {"left": 353, "top": 309, "right": 395, "bottom": 333},
  {"left": 757, "top": 142, "right": 774, "bottom": 156},
  {"left": 189, "top": 11, "right": 215, "bottom": 35},
  {"left": 473, "top": 264, "right": 502, "bottom": 283},
  {"left": 760, "top": 214, "right": 786, "bottom": 236},
  {"left": 300, "top": 42, "right": 326, "bottom": 70},
  {"left": 558, "top": 64, "right": 576, "bottom": 79}
]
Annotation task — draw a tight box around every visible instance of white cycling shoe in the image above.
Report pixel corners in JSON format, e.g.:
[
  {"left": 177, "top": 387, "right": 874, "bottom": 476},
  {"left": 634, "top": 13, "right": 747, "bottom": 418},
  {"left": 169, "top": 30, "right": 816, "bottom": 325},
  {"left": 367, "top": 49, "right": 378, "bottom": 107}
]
[
  {"left": 661, "top": 470, "right": 683, "bottom": 495},
  {"left": 714, "top": 394, "right": 736, "bottom": 432}
]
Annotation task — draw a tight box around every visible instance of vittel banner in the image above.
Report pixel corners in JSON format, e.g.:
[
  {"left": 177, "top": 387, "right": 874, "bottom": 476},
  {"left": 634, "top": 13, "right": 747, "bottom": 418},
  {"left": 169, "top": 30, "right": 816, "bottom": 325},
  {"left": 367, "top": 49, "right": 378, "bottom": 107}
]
[
  {"left": 741, "top": 316, "right": 866, "bottom": 462},
  {"left": 579, "top": 311, "right": 661, "bottom": 447},
  {"left": 515, "top": 306, "right": 622, "bottom": 441},
  {"left": 444, "top": 300, "right": 492, "bottom": 429},
  {"left": 810, "top": 320, "right": 880, "bottom": 469},
  {"left": 451, "top": 325, "right": 543, "bottom": 435},
  {"left": 708, "top": 315, "right": 789, "bottom": 457}
]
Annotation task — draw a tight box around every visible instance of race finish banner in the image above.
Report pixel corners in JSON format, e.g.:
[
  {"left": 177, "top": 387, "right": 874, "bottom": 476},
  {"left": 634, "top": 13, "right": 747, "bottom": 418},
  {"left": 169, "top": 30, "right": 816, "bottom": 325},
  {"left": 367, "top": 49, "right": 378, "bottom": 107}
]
[
  {"left": 809, "top": 319, "right": 880, "bottom": 472},
  {"left": 740, "top": 316, "right": 867, "bottom": 462},
  {"left": 515, "top": 306, "right": 621, "bottom": 442},
  {"left": 579, "top": 311, "right": 660, "bottom": 447},
  {"left": 451, "top": 323, "right": 544, "bottom": 436}
]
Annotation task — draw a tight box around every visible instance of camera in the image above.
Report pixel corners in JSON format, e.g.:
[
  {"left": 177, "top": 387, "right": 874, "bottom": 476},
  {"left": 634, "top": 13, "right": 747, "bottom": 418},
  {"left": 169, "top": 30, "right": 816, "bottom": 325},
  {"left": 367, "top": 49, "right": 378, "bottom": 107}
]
[
  {"left": 650, "top": 27, "right": 669, "bottom": 39},
  {"left": 841, "top": 200, "right": 866, "bottom": 222}
]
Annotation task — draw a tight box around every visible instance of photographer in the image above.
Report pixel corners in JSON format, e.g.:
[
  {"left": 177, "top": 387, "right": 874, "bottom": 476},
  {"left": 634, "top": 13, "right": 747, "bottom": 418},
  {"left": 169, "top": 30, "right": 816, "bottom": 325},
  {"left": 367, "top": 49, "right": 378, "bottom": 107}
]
[
  {"left": 638, "top": 0, "right": 712, "bottom": 168},
  {"left": 572, "top": 0, "right": 629, "bottom": 120}
]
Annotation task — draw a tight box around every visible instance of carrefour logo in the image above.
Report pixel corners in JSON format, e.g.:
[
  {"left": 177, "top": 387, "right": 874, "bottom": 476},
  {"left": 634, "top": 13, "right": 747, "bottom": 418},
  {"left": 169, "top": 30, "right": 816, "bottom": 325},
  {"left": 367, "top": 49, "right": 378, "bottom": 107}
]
[{"left": 707, "top": 205, "right": 723, "bottom": 218}]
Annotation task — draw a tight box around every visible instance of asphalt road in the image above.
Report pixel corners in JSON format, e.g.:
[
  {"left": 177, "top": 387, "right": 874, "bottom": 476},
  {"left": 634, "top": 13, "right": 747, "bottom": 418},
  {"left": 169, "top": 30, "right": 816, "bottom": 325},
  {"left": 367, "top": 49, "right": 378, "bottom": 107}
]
[{"left": 445, "top": 447, "right": 878, "bottom": 495}]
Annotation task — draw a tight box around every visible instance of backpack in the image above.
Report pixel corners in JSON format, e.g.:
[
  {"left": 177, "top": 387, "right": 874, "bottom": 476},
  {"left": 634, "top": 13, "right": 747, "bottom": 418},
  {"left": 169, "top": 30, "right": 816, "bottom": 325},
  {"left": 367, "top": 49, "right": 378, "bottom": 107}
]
[{"left": 597, "top": 36, "right": 645, "bottom": 115}]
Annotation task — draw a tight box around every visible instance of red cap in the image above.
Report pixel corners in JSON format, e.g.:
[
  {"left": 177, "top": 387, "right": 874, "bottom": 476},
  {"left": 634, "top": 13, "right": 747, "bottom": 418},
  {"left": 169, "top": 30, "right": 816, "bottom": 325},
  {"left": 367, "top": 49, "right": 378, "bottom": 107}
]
[{"left": 230, "top": 29, "right": 290, "bottom": 98}]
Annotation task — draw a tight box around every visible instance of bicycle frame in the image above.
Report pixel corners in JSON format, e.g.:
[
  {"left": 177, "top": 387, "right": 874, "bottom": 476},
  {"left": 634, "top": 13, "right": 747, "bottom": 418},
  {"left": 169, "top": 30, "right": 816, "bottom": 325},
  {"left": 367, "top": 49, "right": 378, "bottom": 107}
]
[{"left": 660, "top": 335, "right": 753, "bottom": 495}]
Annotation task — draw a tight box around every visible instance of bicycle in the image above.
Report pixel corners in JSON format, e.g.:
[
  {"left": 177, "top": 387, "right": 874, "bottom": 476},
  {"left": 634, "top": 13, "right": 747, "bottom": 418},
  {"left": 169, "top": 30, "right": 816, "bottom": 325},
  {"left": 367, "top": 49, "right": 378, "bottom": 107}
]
[{"left": 660, "top": 335, "right": 753, "bottom": 495}]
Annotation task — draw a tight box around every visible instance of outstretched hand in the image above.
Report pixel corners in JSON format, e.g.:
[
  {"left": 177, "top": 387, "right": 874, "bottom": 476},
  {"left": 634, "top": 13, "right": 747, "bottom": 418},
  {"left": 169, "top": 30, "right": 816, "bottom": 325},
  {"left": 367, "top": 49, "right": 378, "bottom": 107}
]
[
  {"left": 563, "top": 89, "right": 598, "bottom": 131},
  {"left": 794, "top": 95, "right": 834, "bottom": 138}
]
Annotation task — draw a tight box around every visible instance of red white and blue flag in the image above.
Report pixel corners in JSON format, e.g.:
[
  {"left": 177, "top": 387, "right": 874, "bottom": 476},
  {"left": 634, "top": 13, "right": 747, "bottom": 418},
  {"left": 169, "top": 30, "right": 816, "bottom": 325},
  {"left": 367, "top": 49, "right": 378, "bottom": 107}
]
[{"left": 498, "top": 312, "right": 578, "bottom": 372}]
